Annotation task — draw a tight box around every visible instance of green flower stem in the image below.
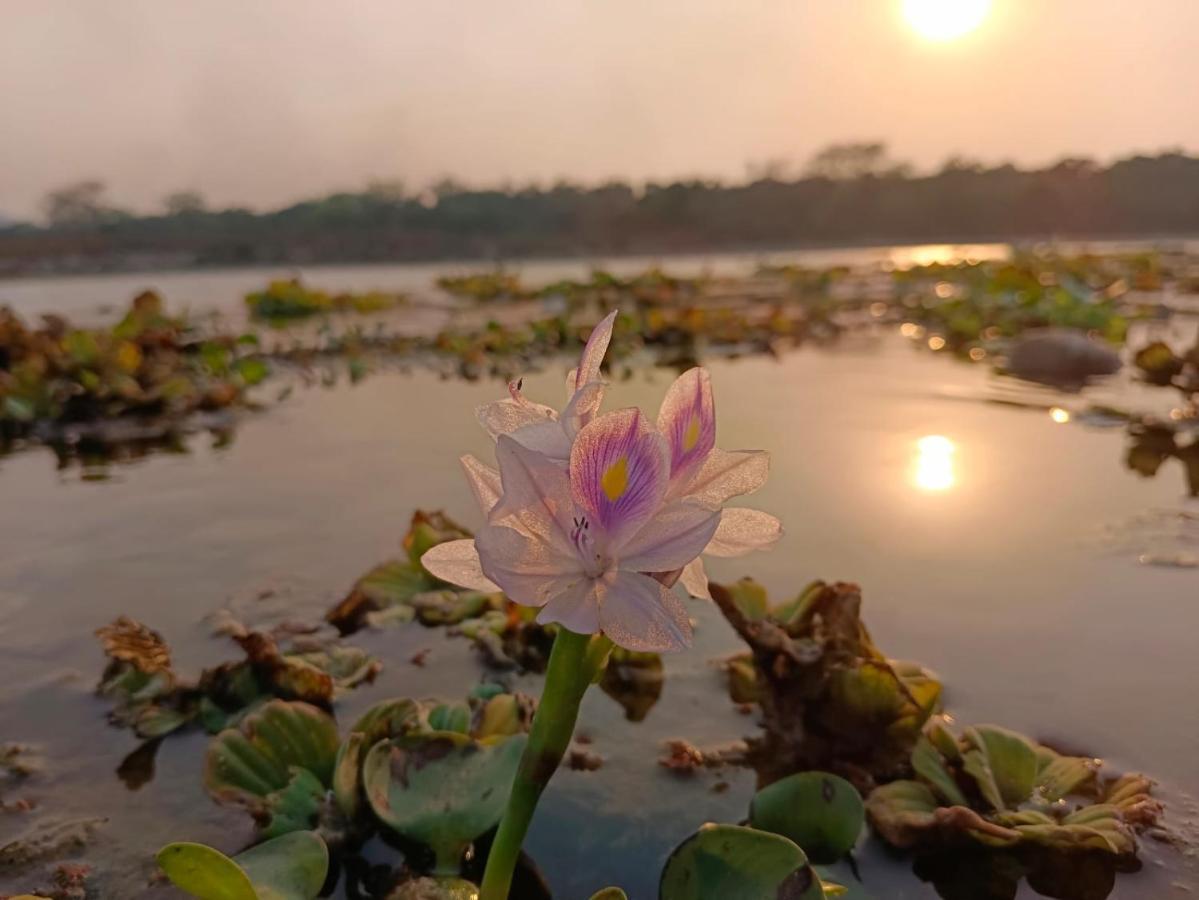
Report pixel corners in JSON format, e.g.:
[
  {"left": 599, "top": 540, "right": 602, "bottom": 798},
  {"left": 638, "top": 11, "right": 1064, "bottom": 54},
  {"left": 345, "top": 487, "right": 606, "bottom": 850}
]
[{"left": 480, "top": 628, "right": 598, "bottom": 899}]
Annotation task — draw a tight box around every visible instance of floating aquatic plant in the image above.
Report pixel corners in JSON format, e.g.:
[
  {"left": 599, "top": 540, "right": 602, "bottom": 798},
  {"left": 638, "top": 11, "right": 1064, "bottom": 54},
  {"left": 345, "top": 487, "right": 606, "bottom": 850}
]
[
  {"left": 660, "top": 823, "right": 824, "bottom": 900},
  {"left": 865, "top": 718, "right": 1162, "bottom": 857},
  {"left": 419, "top": 310, "right": 780, "bottom": 898},
  {"left": 95, "top": 616, "right": 379, "bottom": 741},
  {"left": 204, "top": 700, "right": 341, "bottom": 839},
  {"left": 157, "top": 830, "right": 329, "bottom": 900},
  {"left": 0, "top": 292, "right": 267, "bottom": 442},
  {"left": 245, "top": 278, "right": 403, "bottom": 320},
  {"left": 709, "top": 578, "right": 941, "bottom": 785}
]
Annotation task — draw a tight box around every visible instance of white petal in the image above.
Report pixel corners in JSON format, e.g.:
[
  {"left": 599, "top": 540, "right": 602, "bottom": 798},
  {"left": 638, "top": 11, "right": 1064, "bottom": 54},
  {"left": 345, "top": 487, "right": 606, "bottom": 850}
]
[
  {"left": 573, "top": 310, "right": 617, "bottom": 393},
  {"left": 509, "top": 420, "right": 572, "bottom": 460},
  {"left": 599, "top": 570, "right": 692, "bottom": 653},
  {"left": 560, "top": 381, "right": 605, "bottom": 440},
  {"left": 420, "top": 540, "right": 499, "bottom": 592},
  {"left": 679, "top": 558, "right": 711, "bottom": 600},
  {"left": 619, "top": 501, "right": 720, "bottom": 573},
  {"left": 460, "top": 454, "right": 501, "bottom": 515},
  {"left": 476, "top": 397, "right": 557, "bottom": 440},
  {"left": 536, "top": 576, "right": 601, "bottom": 634},
  {"left": 681, "top": 448, "right": 770, "bottom": 507},
  {"left": 703, "top": 508, "right": 783, "bottom": 557},
  {"left": 489, "top": 435, "right": 577, "bottom": 557},
  {"left": 475, "top": 524, "right": 580, "bottom": 608}
]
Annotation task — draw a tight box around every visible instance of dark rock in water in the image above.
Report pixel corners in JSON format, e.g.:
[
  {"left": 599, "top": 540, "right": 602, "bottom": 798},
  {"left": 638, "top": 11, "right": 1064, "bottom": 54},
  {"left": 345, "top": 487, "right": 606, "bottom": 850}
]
[{"left": 1004, "top": 329, "right": 1122, "bottom": 387}]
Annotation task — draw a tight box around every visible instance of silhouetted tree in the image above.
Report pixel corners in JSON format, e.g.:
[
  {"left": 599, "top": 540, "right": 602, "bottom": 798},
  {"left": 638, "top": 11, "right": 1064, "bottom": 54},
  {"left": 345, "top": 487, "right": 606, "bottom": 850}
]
[
  {"left": 163, "top": 191, "right": 207, "bottom": 215},
  {"left": 43, "top": 180, "right": 115, "bottom": 226}
]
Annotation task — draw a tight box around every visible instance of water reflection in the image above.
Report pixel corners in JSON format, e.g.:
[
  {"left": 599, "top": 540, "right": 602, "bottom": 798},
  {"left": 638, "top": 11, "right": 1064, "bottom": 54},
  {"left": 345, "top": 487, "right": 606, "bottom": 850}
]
[{"left": 913, "top": 435, "right": 957, "bottom": 492}]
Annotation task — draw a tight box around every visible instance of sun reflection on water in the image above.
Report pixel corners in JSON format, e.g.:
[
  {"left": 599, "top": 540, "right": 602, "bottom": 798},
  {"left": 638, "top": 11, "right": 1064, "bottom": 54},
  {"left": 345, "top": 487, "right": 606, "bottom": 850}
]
[{"left": 914, "top": 434, "right": 956, "bottom": 491}]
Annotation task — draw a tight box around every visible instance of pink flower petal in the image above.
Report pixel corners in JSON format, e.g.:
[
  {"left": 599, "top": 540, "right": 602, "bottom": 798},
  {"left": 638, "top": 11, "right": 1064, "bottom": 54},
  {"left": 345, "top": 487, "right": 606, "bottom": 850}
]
[
  {"left": 620, "top": 501, "right": 720, "bottom": 573},
  {"left": 681, "top": 448, "right": 770, "bottom": 507},
  {"left": 561, "top": 381, "right": 605, "bottom": 440},
  {"left": 657, "top": 368, "right": 716, "bottom": 489},
  {"left": 489, "top": 435, "right": 578, "bottom": 557},
  {"left": 475, "top": 524, "right": 581, "bottom": 608},
  {"left": 508, "top": 420, "right": 572, "bottom": 460},
  {"left": 570, "top": 408, "right": 669, "bottom": 549},
  {"left": 679, "top": 558, "right": 711, "bottom": 600},
  {"left": 573, "top": 310, "right": 618, "bottom": 394},
  {"left": 703, "top": 507, "right": 783, "bottom": 557},
  {"left": 460, "top": 454, "right": 501, "bottom": 515},
  {"left": 598, "top": 570, "right": 692, "bottom": 653},
  {"left": 420, "top": 539, "right": 500, "bottom": 592},
  {"left": 476, "top": 381, "right": 557, "bottom": 440},
  {"left": 536, "top": 576, "right": 601, "bottom": 634}
]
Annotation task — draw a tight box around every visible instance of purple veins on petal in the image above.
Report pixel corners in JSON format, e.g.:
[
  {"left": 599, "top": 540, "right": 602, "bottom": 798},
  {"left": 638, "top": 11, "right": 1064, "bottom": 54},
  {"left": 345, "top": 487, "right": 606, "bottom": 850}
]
[
  {"left": 569, "top": 408, "right": 669, "bottom": 549},
  {"left": 658, "top": 368, "right": 716, "bottom": 488}
]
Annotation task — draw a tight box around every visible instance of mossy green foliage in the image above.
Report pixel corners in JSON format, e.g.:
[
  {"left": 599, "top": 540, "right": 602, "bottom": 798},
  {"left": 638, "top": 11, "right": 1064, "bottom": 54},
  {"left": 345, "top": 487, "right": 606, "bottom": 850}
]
[
  {"left": 245, "top": 279, "right": 401, "bottom": 320},
  {"left": 0, "top": 291, "right": 267, "bottom": 434},
  {"left": 711, "top": 579, "right": 941, "bottom": 779},
  {"left": 866, "top": 718, "right": 1161, "bottom": 856}
]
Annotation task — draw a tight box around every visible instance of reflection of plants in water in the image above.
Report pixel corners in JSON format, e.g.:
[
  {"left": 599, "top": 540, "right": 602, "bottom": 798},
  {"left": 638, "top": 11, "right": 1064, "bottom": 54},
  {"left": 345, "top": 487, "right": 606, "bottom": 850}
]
[{"left": 1124, "top": 424, "right": 1199, "bottom": 498}]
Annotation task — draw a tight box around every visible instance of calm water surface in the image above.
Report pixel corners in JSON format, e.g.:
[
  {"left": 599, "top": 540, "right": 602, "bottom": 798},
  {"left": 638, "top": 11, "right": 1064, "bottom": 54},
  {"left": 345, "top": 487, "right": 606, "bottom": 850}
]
[{"left": 1, "top": 257, "right": 1197, "bottom": 898}]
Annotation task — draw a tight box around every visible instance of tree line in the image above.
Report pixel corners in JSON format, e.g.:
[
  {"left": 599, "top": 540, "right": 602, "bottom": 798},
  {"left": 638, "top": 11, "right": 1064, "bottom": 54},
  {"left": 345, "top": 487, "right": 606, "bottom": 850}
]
[{"left": 4, "top": 144, "right": 1199, "bottom": 274}]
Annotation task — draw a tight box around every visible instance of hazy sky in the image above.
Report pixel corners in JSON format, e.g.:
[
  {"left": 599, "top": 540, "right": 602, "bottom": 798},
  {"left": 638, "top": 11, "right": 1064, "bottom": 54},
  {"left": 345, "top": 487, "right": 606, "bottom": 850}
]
[{"left": 2, "top": 0, "right": 1197, "bottom": 219}]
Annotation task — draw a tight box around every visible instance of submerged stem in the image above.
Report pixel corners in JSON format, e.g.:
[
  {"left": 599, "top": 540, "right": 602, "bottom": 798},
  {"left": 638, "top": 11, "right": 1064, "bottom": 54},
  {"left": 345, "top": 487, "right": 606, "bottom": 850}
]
[{"left": 479, "top": 628, "right": 595, "bottom": 900}]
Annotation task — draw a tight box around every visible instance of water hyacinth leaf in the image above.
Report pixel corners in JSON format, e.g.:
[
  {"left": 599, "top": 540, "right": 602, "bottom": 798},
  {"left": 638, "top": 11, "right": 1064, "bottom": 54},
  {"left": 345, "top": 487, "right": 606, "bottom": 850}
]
[
  {"left": 749, "top": 772, "right": 865, "bottom": 863},
  {"left": 911, "top": 736, "right": 967, "bottom": 806},
  {"left": 961, "top": 726, "right": 1039, "bottom": 811},
  {"left": 589, "top": 890, "right": 629, "bottom": 900},
  {"left": 863, "top": 780, "right": 940, "bottom": 849},
  {"left": 204, "top": 701, "right": 340, "bottom": 817},
  {"left": 156, "top": 842, "right": 257, "bottom": 900},
  {"left": 474, "top": 693, "right": 524, "bottom": 741},
  {"left": 1034, "top": 747, "right": 1097, "bottom": 802},
  {"left": 658, "top": 823, "right": 822, "bottom": 900},
  {"left": 428, "top": 703, "right": 472, "bottom": 735},
  {"left": 262, "top": 767, "right": 326, "bottom": 838},
  {"left": 235, "top": 831, "right": 330, "bottom": 900},
  {"left": 349, "top": 697, "right": 423, "bottom": 744},
  {"left": 332, "top": 732, "right": 367, "bottom": 821},
  {"left": 363, "top": 733, "right": 527, "bottom": 872}
]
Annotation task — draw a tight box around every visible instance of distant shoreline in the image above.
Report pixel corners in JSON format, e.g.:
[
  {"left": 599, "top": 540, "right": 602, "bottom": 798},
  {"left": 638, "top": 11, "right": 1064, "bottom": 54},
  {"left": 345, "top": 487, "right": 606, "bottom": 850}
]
[{"left": 3, "top": 231, "right": 1198, "bottom": 284}]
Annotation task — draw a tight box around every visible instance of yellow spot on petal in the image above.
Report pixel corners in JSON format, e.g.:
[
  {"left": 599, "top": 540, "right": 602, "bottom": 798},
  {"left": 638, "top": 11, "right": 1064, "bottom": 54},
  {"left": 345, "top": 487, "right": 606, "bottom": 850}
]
[
  {"left": 683, "top": 414, "right": 701, "bottom": 452},
  {"left": 601, "top": 457, "right": 629, "bottom": 502}
]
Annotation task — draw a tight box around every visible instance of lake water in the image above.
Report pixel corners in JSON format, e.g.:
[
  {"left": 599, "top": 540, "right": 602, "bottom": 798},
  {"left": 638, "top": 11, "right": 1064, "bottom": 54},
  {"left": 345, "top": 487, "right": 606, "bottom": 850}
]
[{"left": 1, "top": 249, "right": 1197, "bottom": 898}]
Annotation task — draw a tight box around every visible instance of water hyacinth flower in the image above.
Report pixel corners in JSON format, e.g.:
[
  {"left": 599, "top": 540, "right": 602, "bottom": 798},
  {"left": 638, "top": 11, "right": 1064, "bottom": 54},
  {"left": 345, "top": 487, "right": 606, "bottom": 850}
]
[{"left": 423, "top": 310, "right": 781, "bottom": 652}]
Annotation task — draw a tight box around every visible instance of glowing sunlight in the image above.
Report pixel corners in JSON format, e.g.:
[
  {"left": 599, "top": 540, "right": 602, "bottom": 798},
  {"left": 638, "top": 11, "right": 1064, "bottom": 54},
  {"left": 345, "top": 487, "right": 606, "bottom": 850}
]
[
  {"left": 914, "top": 434, "right": 957, "bottom": 492},
  {"left": 902, "top": 0, "right": 991, "bottom": 42}
]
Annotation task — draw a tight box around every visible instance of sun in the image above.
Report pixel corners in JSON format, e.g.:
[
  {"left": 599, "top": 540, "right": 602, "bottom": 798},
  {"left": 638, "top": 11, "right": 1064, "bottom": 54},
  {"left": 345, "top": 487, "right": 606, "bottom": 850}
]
[{"left": 902, "top": 0, "right": 991, "bottom": 42}]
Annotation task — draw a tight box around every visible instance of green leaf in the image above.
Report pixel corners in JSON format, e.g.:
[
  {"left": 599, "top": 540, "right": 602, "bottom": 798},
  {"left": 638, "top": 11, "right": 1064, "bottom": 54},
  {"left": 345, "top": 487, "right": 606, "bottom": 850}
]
[
  {"left": 590, "top": 890, "right": 628, "bottom": 900},
  {"left": 262, "top": 768, "right": 326, "bottom": 838},
  {"left": 911, "top": 736, "right": 967, "bottom": 806},
  {"left": 961, "top": 725, "right": 1039, "bottom": 811},
  {"left": 749, "top": 772, "right": 864, "bottom": 863},
  {"left": 204, "top": 701, "right": 340, "bottom": 819},
  {"left": 157, "top": 842, "right": 257, "bottom": 900},
  {"left": 364, "top": 733, "right": 527, "bottom": 874},
  {"left": 863, "top": 780, "right": 940, "bottom": 849},
  {"left": 236, "top": 831, "right": 329, "bottom": 900},
  {"left": 428, "top": 703, "right": 471, "bottom": 735},
  {"left": 659, "top": 823, "right": 822, "bottom": 900}
]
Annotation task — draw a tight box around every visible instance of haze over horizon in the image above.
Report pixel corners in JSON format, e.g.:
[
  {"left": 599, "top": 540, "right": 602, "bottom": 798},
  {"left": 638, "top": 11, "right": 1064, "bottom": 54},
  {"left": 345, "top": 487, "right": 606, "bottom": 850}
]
[{"left": 3, "top": 0, "right": 1197, "bottom": 221}]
